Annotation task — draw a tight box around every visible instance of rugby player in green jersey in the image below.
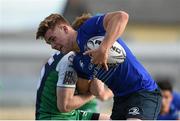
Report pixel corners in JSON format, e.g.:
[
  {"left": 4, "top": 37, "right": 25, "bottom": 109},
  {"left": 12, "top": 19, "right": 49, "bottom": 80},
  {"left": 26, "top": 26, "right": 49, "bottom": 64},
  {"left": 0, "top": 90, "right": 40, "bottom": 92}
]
[{"left": 35, "top": 51, "right": 113, "bottom": 120}]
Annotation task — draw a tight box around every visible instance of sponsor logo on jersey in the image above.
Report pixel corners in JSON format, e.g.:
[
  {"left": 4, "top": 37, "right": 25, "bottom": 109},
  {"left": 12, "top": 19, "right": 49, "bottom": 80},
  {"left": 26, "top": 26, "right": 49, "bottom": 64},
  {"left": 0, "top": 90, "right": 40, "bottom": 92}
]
[
  {"left": 79, "top": 60, "right": 84, "bottom": 68},
  {"left": 94, "top": 39, "right": 122, "bottom": 54},
  {"left": 63, "top": 71, "right": 77, "bottom": 85}
]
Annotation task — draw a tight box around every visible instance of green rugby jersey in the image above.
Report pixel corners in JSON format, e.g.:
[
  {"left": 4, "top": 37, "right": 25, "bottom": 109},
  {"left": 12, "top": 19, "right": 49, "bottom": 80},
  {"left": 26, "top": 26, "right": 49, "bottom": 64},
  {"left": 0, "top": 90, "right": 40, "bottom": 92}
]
[
  {"left": 36, "top": 51, "right": 97, "bottom": 120},
  {"left": 78, "top": 99, "right": 97, "bottom": 112}
]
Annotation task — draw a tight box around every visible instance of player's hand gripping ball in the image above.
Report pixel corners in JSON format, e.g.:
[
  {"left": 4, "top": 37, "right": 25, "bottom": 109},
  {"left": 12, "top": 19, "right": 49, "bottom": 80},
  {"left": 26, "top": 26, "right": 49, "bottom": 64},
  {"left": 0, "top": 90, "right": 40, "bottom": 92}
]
[{"left": 87, "top": 36, "right": 126, "bottom": 64}]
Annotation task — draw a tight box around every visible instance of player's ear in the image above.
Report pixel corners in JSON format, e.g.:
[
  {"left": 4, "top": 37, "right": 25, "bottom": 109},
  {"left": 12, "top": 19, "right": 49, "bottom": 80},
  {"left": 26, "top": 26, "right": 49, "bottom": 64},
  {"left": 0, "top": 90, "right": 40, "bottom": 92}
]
[{"left": 62, "top": 25, "right": 68, "bottom": 33}]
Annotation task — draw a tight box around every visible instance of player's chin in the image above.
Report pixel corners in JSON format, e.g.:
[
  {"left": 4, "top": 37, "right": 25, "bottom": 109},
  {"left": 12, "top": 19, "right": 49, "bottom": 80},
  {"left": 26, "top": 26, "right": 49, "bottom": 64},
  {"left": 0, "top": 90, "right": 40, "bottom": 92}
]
[{"left": 61, "top": 49, "right": 69, "bottom": 54}]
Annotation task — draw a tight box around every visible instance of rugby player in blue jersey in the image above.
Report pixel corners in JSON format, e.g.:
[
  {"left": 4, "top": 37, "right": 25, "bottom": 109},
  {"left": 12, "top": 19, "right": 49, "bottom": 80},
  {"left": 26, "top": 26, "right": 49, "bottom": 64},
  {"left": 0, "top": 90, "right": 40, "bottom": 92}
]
[
  {"left": 156, "top": 77, "right": 180, "bottom": 111},
  {"left": 172, "top": 92, "right": 180, "bottom": 110},
  {"left": 157, "top": 80, "right": 179, "bottom": 120},
  {"left": 36, "top": 14, "right": 113, "bottom": 120},
  {"left": 36, "top": 11, "right": 162, "bottom": 120}
]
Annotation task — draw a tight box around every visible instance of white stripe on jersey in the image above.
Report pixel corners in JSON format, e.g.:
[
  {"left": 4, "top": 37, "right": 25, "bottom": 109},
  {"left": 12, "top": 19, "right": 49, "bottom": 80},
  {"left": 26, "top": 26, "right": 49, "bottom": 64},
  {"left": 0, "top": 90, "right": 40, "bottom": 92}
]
[
  {"left": 96, "top": 67, "right": 116, "bottom": 83},
  {"left": 48, "top": 51, "right": 60, "bottom": 65},
  {"left": 101, "top": 68, "right": 114, "bottom": 81},
  {"left": 37, "top": 66, "right": 45, "bottom": 90},
  {"left": 48, "top": 57, "right": 54, "bottom": 65},
  {"left": 102, "top": 68, "right": 115, "bottom": 82}
]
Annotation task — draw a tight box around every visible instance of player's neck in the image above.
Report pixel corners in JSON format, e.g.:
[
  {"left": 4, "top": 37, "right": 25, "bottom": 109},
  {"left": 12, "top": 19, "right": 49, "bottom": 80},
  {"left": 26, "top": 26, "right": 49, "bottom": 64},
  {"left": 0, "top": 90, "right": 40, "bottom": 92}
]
[{"left": 72, "top": 31, "right": 80, "bottom": 52}]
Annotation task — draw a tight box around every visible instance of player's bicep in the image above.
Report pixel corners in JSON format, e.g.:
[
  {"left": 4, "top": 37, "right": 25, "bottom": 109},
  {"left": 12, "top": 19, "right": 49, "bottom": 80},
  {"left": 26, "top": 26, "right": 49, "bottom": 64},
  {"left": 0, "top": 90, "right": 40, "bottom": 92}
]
[
  {"left": 103, "top": 12, "right": 116, "bottom": 29},
  {"left": 80, "top": 15, "right": 106, "bottom": 35},
  {"left": 103, "top": 11, "right": 129, "bottom": 30},
  {"left": 56, "top": 86, "right": 75, "bottom": 111}
]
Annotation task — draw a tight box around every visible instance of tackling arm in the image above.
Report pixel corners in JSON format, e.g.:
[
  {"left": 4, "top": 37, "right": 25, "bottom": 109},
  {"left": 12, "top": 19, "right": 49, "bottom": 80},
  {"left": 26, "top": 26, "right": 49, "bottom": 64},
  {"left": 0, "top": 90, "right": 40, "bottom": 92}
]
[
  {"left": 57, "top": 87, "right": 94, "bottom": 112},
  {"left": 56, "top": 51, "right": 95, "bottom": 112},
  {"left": 90, "top": 78, "right": 113, "bottom": 101}
]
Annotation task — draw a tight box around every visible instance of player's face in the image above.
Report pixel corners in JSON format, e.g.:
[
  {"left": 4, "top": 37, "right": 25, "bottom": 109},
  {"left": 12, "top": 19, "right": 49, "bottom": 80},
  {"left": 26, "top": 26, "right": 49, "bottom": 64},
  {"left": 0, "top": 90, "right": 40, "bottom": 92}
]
[
  {"left": 161, "top": 90, "right": 173, "bottom": 112},
  {"left": 45, "top": 24, "right": 73, "bottom": 53}
]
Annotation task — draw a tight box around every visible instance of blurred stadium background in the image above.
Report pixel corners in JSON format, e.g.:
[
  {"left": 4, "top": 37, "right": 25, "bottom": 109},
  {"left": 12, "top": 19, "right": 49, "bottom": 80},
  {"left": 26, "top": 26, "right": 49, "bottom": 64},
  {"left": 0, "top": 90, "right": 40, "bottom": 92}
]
[{"left": 0, "top": 0, "right": 180, "bottom": 119}]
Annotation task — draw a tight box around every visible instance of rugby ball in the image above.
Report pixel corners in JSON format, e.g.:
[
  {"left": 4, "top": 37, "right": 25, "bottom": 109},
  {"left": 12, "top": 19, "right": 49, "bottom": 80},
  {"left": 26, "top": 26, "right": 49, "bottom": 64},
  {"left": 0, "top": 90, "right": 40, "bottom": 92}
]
[{"left": 87, "top": 36, "right": 126, "bottom": 64}]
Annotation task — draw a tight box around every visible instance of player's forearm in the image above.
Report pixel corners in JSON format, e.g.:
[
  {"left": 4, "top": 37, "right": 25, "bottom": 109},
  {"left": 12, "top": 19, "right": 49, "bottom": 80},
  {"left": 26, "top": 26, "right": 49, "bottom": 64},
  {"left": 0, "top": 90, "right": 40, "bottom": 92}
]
[
  {"left": 89, "top": 78, "right": 113, "bottom": 101},
  {"left": 97, "top": 87, "right": 114, "bottom": 101},
  {"left": 58, "top": 93, "right": 95, "bottom": 112},
  {"left": 94, "top": 84, "right": 114, "bottom": 101},
  {"left": 103, "top": 11, "right": 129, "bottom": 49}
]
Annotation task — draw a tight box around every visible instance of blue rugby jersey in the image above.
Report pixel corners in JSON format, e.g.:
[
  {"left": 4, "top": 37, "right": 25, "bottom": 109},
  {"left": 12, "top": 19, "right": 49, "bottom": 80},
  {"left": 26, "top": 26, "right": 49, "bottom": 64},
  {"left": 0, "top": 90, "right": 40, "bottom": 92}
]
[
  {"left": 76, "top": 14, "right": 106, "bottom": 53},
  {"left": 172, "top": 92, "right": 180, "bottom": 110},
  {"left": 74, "top": 14, "right": 157, "bottom": 96},
  {"left": 157, "top": 104, "right": 179, "bottom": 120}
]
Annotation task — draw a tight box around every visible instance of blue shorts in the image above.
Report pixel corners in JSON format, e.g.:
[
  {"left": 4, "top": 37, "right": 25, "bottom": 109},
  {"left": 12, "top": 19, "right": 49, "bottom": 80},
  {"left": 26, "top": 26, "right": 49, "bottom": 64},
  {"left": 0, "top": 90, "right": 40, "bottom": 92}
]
[{"left": 110, "top": 88, "right": 162, "bottom": 120}]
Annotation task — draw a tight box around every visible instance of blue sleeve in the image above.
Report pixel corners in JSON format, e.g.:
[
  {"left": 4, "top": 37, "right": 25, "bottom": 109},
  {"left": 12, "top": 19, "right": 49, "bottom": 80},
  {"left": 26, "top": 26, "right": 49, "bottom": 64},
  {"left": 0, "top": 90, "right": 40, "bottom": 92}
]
[
  {"left": 80, "top": 14, "right": 106, "bottom": 35},
  {"left": 172, "top": 91, "right": 180, "bottom": 110},
  {"left": 73, "top": 54, "right": 95, "bottom": 80}
]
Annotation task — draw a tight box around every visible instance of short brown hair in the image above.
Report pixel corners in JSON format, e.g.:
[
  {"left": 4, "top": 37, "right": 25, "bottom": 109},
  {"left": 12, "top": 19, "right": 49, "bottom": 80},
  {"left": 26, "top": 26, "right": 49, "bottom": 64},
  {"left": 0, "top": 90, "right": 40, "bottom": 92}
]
[
  {"left": 72, "top": 13, "right": 92, "bottom": 30},
  {"left": 36, "top": 13, "right": 70, "bottom": 40}
]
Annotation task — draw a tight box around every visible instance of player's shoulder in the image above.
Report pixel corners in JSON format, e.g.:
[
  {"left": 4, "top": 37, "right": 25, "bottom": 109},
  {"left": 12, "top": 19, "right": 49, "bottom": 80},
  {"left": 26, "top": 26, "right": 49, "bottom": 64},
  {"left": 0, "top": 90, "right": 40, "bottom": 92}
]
[
  {"left": 60, "top": 51, "right": 76, "bottom": 63},
  {"left": 80, "top": 14, "right": 105, "bottom": 27},
  {"left": 55, "top": 51, "right": 76, "bottom": 71}
]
